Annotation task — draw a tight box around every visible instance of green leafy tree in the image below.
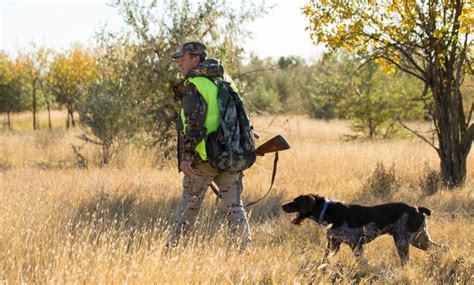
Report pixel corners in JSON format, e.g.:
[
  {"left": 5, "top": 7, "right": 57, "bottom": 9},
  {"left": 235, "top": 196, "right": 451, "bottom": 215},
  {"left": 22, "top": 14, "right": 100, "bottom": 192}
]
[
  {"left": 49, "top": 47, "right": 96, "bottom": 129},
  {"left": 304, "top": 0, "right": 473, "bottom": 186},
  {"left": 340, "top": 62, "right": 425, "bottom": 139},
  {"left": 307, "top": 54, "right": 353, "bottom": 119},
  {"left": 35, "top": 48, "right": 55, "bottom": 130},
  {"left": 237, "top": 56, "right": 281, "bottom": 113},
  {"left": 80, "top": 0, "right": 267, "bottom": 161},
  {"left": 236, "top": 55, "right": 313, "bottom": 114},
  {"left": 308, "top": 53, "right": 425, "bottom": 138},
  {"left": 17, "top": 46, "right": 51, "bottom": 130},
  {"left": 0, "top": 52, "right": 23, "bottom": 129},
  {"left": 274, "top": 56, "right": 313, "bottom": 113},
  {"left": 78, "top": 42, "right": 143, "bottom": 165}
]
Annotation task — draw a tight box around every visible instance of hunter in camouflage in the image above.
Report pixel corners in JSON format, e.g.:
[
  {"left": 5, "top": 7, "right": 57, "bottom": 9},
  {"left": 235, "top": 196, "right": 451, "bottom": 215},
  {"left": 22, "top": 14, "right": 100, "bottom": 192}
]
[
  {"left": 168, "top": 41, "right": 252, "bottom": 251},
  {"left": 175, "top": 57, "right": 227, "bottom": 165}
]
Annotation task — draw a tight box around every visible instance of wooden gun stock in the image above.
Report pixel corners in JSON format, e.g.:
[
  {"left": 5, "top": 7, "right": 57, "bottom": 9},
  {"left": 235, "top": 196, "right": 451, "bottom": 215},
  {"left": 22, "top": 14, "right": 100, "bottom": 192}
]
[{"left": 255, "top": 135, "right": 290, "bottom": 156}]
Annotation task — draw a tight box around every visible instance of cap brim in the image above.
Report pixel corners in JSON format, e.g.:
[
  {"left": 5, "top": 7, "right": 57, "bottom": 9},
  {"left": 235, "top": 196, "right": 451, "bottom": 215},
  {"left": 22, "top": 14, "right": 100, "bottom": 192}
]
[{"left": 171, "top": 51, "right": 183, "bottom": 59}]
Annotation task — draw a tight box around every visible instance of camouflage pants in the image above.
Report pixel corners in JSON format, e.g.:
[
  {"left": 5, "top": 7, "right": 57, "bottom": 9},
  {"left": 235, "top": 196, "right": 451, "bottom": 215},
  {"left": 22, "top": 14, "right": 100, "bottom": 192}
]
[{"left": 171, "top": 162, "right": 252, "bottom": 249}]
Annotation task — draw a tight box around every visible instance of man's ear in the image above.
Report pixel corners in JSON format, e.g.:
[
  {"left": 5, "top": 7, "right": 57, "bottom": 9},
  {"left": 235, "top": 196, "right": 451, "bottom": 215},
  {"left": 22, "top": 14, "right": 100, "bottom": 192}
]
[
  {"left": 300, "top": 195, "right": 316, "bottom": 214},
  {"left": 192, "top": 54, "right": 202, "bottom": 65}
]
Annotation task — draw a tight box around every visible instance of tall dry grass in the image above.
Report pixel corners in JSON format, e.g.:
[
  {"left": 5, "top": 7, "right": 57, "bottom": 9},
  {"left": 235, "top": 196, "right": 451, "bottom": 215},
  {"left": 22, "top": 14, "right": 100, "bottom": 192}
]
[{"left": 0, "top": 113, "right": 472, "bottom": 283}]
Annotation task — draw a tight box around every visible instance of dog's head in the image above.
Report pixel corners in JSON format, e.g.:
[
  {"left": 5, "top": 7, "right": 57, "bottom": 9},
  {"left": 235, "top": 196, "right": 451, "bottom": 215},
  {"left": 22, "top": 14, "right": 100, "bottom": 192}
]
[{"left": 281, "top": 194, "right": 325, "bottom": 225}]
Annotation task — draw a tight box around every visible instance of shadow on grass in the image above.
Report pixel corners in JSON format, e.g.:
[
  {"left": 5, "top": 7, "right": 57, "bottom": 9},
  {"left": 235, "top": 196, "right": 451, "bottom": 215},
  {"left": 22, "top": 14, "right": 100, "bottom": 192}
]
[
  {"left": 66, "top": 190, "right": 179, "bottom": 245},
  {"left": 66, "top": 186, "right": 286, "bottom": 244},
  {"left": 245, "top": 190, "right": 286, "bottom": 223}
]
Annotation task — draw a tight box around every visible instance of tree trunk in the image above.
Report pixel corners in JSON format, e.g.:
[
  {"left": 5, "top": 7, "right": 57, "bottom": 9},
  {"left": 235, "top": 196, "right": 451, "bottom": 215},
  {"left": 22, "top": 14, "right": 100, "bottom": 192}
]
[
  {"left": 71, "top": 109, "right": 76, "bottom": 128},
  {"left": 431, "top": 80, "right": 472, "bottom": 188},
  {"left": 7, "top": 111, "right": 11, "bottom": 130},
  {"left": 46, "top": 100, "right": 52, "bottom": 130},
  {"left": 66, "top": 111, "right": 70, "bottom": 129},
  {"left": 102, "top": 143, "right": 110, "bottom": 165},
  {"left": 67, "top": 103, "right": 76, "bottom": 128},
  {"left": 32, "top": 78, "right": 38, "bottom": 130},
  {"left": 368, "top": 117, "right": 374, "bottom": 140},
  {"left": 438, "top": 127, "right": 466, "bottom": 187},
  {"left": 40, "top": 82, "right": 52, "bottom": 131},
  {"left": 366, "top": 64, "right": 375, "bottom": 140},
  {"left": 66, "top": 103, "right": 74, "bottom": 129}
]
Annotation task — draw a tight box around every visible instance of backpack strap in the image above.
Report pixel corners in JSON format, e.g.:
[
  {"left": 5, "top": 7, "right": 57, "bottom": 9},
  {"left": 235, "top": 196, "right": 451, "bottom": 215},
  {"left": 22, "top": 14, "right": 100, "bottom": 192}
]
[{"left": 206, "top": 77, "right": 232, "bottom": 119}]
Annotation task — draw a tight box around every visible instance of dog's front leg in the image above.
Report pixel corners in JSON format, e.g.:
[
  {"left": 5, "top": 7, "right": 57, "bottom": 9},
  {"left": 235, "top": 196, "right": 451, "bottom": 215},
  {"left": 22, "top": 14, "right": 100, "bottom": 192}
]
[
  {"left": 322, "top": 237, "right": 341, "bottom": 265},
  {"left": 393, "top": 234, "right": 411, "bottom": 266},
  {"left": 351, "top": 242, "right": 364, "bottom": 258},
  {"left": 351, "top": 241, "right": 369, "bottom": 266}
]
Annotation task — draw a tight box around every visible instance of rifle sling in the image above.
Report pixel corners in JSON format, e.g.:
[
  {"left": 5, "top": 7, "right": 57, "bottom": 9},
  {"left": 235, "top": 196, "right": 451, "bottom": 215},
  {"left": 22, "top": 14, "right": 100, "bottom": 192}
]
[
  {"left": 209, "top": 151, "right": 279, "bottom": 207},
  {"left": 244, "top": 151, "right": 278, "bottom": 207},
  {"left": 209, "top": 182, "right": 222, "bottom": 199}
]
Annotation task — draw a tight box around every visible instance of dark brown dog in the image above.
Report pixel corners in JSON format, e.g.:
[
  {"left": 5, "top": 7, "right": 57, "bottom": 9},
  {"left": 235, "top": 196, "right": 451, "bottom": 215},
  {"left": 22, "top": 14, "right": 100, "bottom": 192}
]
[{"left": 281, "top": 194, "right": 441, "bottom": 265}]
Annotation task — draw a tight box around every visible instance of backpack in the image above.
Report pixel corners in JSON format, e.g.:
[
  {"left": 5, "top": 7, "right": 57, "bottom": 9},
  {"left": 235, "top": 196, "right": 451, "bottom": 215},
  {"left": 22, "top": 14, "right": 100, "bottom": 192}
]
[{"left": 205, "top": 78, "right": 256, "bottom": 172}]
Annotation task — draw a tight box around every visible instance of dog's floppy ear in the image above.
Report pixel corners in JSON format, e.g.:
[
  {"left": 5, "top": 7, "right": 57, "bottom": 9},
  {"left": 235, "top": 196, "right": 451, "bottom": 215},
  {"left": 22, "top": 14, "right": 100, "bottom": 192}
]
[{"left": 299, "top": 195, "right": 316, "bottom": 214}]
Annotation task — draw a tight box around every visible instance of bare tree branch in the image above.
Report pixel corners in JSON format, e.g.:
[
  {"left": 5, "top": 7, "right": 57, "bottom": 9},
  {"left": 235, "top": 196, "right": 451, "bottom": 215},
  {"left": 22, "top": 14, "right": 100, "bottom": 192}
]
[
  {"left": 391, "top": 43, "right": 426, "bottom": 77},
  {"left": 232, "top": 67, "right": 279, "bottom": 79},
  {"left": 377, "top": 54, "right": 425, "bottom": 81},
  {"left": 397, "top": 118, "right": 439, "bottom": 152}
]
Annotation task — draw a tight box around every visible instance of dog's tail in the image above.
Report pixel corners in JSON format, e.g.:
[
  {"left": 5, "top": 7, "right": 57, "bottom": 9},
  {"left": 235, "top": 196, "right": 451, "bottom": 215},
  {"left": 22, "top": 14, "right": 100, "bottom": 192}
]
[{"left": 418, "top": 207, "right": 431, "bottom": 216}]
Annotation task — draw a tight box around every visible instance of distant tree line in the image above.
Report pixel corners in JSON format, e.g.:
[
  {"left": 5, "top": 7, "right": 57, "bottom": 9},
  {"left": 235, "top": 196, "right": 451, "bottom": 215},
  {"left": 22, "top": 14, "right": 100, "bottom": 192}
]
[
  {"left": 1, "top": 46, "right": 439, "bottom": 137},
  {"left": 235, "top": 52, "right": 438, "bottom": 140},
  {"left": 0, "top": 46, "right": 96, "bottom": 130}
]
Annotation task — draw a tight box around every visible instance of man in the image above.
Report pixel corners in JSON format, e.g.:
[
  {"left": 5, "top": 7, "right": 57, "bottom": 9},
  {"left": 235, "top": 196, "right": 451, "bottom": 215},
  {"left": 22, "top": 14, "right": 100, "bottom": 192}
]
[{"left": 169, "top": 41, "right": 252, "bottom": 251}]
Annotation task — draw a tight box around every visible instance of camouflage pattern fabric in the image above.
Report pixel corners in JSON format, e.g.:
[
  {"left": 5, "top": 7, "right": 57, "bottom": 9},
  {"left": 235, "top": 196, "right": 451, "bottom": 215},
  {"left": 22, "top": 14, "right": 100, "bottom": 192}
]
[
  {"left": 205, "top": 78, "right": 257, "bottom": 172},
  {"left": 180, "top": 83, "right": 208, "bottom": 163},
  {"left": 176, "top": 58, "right": 226, "bottom": 166},
  {"left": 169, "top": 161, "right": 252, "bottom": 251},
  {"left": 175, "top": 57, "right": 256, "bottom": 172},
  {"left": 171, "top": 41, "right": 207, "bottom": 59},
  {"left": 186, "top": 58, "right": 224, "bottom": 78}
]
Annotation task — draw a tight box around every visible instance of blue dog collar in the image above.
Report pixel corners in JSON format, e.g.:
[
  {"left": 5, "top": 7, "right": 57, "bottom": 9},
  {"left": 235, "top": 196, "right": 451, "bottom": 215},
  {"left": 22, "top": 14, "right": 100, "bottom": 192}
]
[{"left": 318, "top": 199, "right": 331, "bottom": 224}]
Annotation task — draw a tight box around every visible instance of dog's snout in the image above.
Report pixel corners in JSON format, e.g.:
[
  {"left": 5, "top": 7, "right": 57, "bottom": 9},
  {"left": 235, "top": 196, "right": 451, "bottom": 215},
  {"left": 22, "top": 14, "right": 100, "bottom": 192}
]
[{"left": 281, "top": 202, "right": 296, "bottom": 213}]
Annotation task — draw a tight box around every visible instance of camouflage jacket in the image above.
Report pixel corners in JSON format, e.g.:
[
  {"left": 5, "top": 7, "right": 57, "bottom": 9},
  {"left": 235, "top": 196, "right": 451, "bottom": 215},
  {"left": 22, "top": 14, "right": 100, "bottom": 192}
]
[{"left": 176, "top": 59, "right": 225, "bottom": 167}]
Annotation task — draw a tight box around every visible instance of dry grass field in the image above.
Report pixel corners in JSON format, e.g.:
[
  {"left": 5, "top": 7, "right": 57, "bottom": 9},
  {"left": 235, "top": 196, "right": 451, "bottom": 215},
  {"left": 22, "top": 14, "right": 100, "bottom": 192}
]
[{"left": 0, "top": 111, "right": 473, "bottom": 283}]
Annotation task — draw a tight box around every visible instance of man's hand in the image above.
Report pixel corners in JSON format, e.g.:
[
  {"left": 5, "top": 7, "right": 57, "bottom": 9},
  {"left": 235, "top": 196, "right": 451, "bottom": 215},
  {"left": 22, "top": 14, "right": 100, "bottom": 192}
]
[{"left": 180, "top": 160, "right": 194, "bottom": 177}]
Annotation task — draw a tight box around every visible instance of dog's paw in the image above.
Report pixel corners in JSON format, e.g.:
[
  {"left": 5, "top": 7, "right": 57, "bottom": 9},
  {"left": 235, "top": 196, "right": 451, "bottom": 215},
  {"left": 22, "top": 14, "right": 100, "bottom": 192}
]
[
  {"left": 291, "top": 218, "right": 302, "bottom": 225},
  {"left": 291, "top": 215, "right": 305, "bottom": 225},
  {"left": 317, "top": 263, "right": 328, "bottom": 271}
]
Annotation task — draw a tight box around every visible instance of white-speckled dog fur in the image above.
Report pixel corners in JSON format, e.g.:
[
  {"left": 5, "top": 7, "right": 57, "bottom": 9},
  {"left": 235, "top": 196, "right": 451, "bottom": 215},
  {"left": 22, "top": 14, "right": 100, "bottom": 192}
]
[{"left": 282, "top": 194, "right": 441, "bottom": 266}]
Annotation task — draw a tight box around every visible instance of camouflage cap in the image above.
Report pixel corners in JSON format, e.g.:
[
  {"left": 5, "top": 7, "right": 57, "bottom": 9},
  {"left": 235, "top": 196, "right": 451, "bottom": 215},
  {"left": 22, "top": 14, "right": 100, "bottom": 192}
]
[{"left": 171, "top": 41, "right": 207, "bottom": 59}]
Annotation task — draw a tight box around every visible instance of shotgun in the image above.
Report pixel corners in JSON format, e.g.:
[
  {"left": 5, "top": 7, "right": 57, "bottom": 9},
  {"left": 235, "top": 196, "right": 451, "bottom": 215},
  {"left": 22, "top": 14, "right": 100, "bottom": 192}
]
[
  {"left": 210, "top": 135, "right": 290, "bottom": 206},
  {"left": 255, "top": 135, "right": 290, "bottom": 156}
]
